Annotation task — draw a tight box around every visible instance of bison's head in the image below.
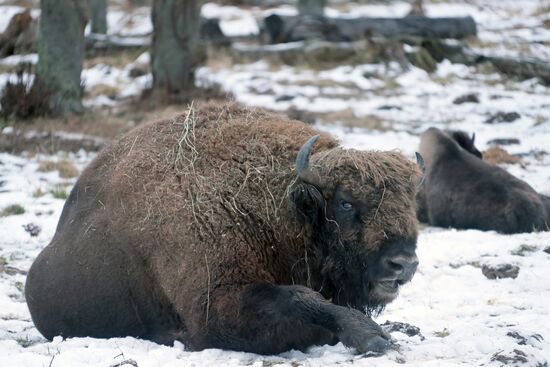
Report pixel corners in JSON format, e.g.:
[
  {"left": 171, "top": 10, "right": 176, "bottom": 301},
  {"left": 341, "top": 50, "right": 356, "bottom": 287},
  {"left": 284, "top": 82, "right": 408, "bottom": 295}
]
[
  {"left": 420, "top": 128, "right": 482, "bottom": 165},
  {"left": 448, "top": 130, "right": 482, "bottom": 159},
  {"left": 291, "top": 136, "right": 421, "bottom": 315}
]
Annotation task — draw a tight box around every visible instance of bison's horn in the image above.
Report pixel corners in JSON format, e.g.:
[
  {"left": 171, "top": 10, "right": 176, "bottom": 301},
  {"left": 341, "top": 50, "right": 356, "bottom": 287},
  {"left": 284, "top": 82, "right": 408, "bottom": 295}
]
[
  {"left": 471, "top": 132, "right": 476, "bottom": 144},
  {"left": 415, "top": 152, "right": 426, "bottom": 187},
  {"left": 296, "top": 135, "right": 320, "bottom": 175}
]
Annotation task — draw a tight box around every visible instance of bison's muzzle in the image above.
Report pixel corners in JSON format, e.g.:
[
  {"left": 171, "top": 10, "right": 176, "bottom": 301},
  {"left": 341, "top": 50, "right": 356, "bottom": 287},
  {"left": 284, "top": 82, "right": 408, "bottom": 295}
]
[{"left": 366, "top": 239, "right": 418, "bottom": 305}]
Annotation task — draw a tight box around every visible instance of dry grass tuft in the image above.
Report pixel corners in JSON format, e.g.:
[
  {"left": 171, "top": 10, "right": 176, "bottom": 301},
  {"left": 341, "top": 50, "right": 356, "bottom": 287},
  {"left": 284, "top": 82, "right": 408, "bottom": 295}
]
[
  {"left": 32, "top": 188, "right": 45, "bottom": 198},
  {"left": 87, "top": 84, "right": 121, "bottom": 100},
  {"left": 50, "top": 187, "right": 69, "bottom": 200},
  {"left": 483, "top": 146, "right": 522, "bottom": 165},
  {"left": 169, "top": 102, "right": 199, "bottom": 176},
  {"left": 0, "top": 66, "right": 52, "bottom": 120},
  {"left": 1, "top": 204, "right": 25, "bottom": 216},
  {"left": 38, "top": 160, "right": 79, "bottom": 178},
  {"left": 37, "top": 161, "right": 57, "bottom": 173},
  {"left": 319, "top": 109, "right": 387, "bottom": 130}
]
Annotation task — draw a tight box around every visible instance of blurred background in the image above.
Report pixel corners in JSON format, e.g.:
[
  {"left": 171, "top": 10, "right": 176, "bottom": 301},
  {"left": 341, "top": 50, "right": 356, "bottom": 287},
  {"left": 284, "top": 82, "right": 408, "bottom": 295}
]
[
  {"left": 0, "top": 0, "right": 548, "bottom": 154},
  {"left": 0, "top": 1, "right": 549, "bottom": 366}
]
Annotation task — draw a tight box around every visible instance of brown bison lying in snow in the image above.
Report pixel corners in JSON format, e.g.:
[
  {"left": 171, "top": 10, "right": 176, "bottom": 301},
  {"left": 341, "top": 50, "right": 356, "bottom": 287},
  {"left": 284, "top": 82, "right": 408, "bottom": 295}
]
[
  {"left": 417, "top": 127, "right": 549, "bottom": 233},
  {"left": 26, "top": 102, "right": 422, "bottom": 355}
]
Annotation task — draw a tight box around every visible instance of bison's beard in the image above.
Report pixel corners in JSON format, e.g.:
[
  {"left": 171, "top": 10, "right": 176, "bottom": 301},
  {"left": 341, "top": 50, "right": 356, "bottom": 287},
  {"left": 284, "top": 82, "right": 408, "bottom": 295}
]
[
  {"left": 362, "top": 274, "right": 399, "bottom": 317},
  {"left": 314, "top": 239, "right": 398, "bottom": 317},
  {"left": 365, "top": 302, "right": 386, "bottom": 318},
  {"left": 364, "top": 283, "right": 394, "bottom": 317}
]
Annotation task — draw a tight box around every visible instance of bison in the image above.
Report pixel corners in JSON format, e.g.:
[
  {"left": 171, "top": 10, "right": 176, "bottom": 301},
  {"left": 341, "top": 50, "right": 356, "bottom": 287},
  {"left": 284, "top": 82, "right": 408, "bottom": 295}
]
[
  {"left": 543, "top": 195, "right": 550, "bottom": 221},
  {"left": 26, "top": 102, "right": 422, "bottom": 355},
  {"left": 446, "top": 130, "right": 481, "bottom": 159},
  {"left": 417, "top": 127, "right": 549, "bottom": 233}
]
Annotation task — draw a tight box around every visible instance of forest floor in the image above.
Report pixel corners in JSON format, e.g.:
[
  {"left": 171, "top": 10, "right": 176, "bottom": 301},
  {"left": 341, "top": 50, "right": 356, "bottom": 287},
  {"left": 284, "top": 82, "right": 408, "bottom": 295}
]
[{"left": 0, "top": 0, "right": 550, "bottom": 366}]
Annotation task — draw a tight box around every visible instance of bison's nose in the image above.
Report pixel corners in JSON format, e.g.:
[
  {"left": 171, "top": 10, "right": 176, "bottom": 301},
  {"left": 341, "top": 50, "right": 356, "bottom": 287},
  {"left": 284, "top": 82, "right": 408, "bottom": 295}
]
[{"left": 383, "top": 254, "right": 418, "bottom": 281}]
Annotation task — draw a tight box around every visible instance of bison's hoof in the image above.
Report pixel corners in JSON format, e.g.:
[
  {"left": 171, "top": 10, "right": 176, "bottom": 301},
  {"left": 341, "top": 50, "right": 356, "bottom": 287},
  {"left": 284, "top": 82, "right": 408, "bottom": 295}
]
[
  {"left": 361, "top": 335, "right": 391, "bottom": 355},
  {"left": 340, "top": 330, "right": 390, "bottom": 355},
  {"left": 337, "top": 315, "right": 391, "bottom": 355}
]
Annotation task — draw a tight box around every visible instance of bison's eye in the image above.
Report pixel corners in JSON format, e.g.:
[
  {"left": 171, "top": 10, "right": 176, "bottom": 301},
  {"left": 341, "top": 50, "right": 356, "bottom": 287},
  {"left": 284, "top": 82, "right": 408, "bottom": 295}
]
[{"left": 341, "top": 201, "right": 353, "bottom": 211}]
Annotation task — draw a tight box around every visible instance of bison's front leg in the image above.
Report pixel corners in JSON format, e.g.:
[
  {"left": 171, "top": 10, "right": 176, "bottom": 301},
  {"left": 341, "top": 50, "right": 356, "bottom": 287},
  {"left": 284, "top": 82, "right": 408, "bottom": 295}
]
[{"left": 203, "top": 283, "right": 391, "bottom": 355}]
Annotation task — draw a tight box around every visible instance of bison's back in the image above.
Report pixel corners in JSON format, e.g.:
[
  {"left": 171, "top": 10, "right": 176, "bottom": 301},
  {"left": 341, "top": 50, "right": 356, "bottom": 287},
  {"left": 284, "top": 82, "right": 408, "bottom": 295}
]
[{"left": 427, "top": 152, "right": 546, "bottom": 233}]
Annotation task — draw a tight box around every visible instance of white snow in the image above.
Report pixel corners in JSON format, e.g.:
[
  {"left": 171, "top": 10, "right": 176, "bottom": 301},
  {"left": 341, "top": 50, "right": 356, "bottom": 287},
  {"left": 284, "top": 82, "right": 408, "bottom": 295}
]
[
  {"left": 202, "top": 3, "right": 260, "bottom": 36},
  {"left": 80, "top": 55, "right": 152, "bottom": 107},
  {"left": 2, "top": 129, "right": 550, "bottom": 366},
  {"left": 105, "top": 6, "right": 152, "bottom": 36},
  {"left": 1, "top": 0, "right": 550, "bottom": 366},
  {"left": 0, "top": 53, "right": 38, "bottom": 66}
]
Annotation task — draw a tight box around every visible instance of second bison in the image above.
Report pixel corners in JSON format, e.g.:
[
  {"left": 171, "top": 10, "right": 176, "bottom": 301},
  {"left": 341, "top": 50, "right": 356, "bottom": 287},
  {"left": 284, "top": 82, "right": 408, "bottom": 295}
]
[
  {"left": 26, "top": 102, "right": 421, "bottom": 355},
  {"left": 418, "top": 127, "right": 549, "bottom": 233}
]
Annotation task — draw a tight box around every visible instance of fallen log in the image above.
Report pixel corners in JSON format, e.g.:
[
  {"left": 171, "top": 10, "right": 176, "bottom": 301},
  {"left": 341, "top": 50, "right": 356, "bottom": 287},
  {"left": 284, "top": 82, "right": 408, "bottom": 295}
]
[
  {"left": 485, "top": 55, "right": 550, "bottom": 85},
  {"left": 423, "top": 40, "right": 550, "bottom": 85},
  {"left": 263, "top": 14, "right": 477, "bottom": 43},
  {"left": 231, "top": 40, "right": 425, "bottom": 72},
  {"left": 421, "top": 39, "right": 481, "bottom": 65}
]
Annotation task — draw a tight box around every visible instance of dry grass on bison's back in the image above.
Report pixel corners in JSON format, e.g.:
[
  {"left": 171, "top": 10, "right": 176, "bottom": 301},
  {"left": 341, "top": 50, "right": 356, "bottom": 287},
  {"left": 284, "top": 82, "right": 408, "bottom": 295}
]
[
  {"left": 165, "top": 102, "right": 326, "bottom": 223},
  {"left": 108, "top": 101, "right": 337, "bottom": 242}
]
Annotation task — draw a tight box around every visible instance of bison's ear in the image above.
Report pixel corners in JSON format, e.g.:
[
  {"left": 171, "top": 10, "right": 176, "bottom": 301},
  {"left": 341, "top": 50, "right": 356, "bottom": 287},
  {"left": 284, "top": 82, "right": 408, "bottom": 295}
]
[{"left": 291, "top": 183, "right": 325, "bottom": 225}]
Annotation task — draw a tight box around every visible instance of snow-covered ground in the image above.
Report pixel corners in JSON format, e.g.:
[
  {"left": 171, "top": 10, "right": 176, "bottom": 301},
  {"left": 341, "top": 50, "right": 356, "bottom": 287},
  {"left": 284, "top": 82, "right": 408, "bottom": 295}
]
[
  {"left": 1, "top": 147, "right": 550, "bottom": 367},
  {"left": 1, "top": 0, "right": 550, "bottom": 366}
]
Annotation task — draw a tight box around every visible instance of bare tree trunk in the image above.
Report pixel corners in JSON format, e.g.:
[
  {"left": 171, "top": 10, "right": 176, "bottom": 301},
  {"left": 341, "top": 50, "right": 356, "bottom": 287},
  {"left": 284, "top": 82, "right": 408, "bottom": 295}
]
[
  {"left": 298, "top": 0, "right": 326, "bottom": 17},
  {"left": 408, "top": 0, "right": 424, "bottom": 16},
  {"left": 151, "top": 0, "right": 205, "bottom": 98},
  {"left": 35, "top": 0, "right": 89, "bottom": 115},
  {"left": 90, "top": 0, "right": 107, "bottom": 34}
]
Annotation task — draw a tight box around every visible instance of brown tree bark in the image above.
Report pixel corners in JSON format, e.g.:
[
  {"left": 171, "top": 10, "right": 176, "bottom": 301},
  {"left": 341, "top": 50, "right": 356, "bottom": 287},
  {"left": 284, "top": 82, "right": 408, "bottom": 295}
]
[
  {"left": 90, "top": 0, "right": 107, "bottom": 34},
  {"left": 151, "top": 0, "right": 205, "bottom": 99},
  {"left": 264, "top": 14, "right": 477, "bottom": 43},
  {"left": 298, "top": 0, "right": 326, "bottom": 17},
  {"left": 35, "top": 0, "right": 89, "bottom": 115}
]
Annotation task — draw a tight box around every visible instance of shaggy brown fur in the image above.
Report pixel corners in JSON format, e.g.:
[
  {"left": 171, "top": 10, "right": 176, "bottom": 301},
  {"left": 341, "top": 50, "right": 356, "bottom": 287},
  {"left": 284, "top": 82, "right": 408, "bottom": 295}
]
[
  {"left": 26, "top": 102, "right": 421, "bottom": 355},
  {"left": 417, "top": 127, "right": 548, "bottom": 233}
]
